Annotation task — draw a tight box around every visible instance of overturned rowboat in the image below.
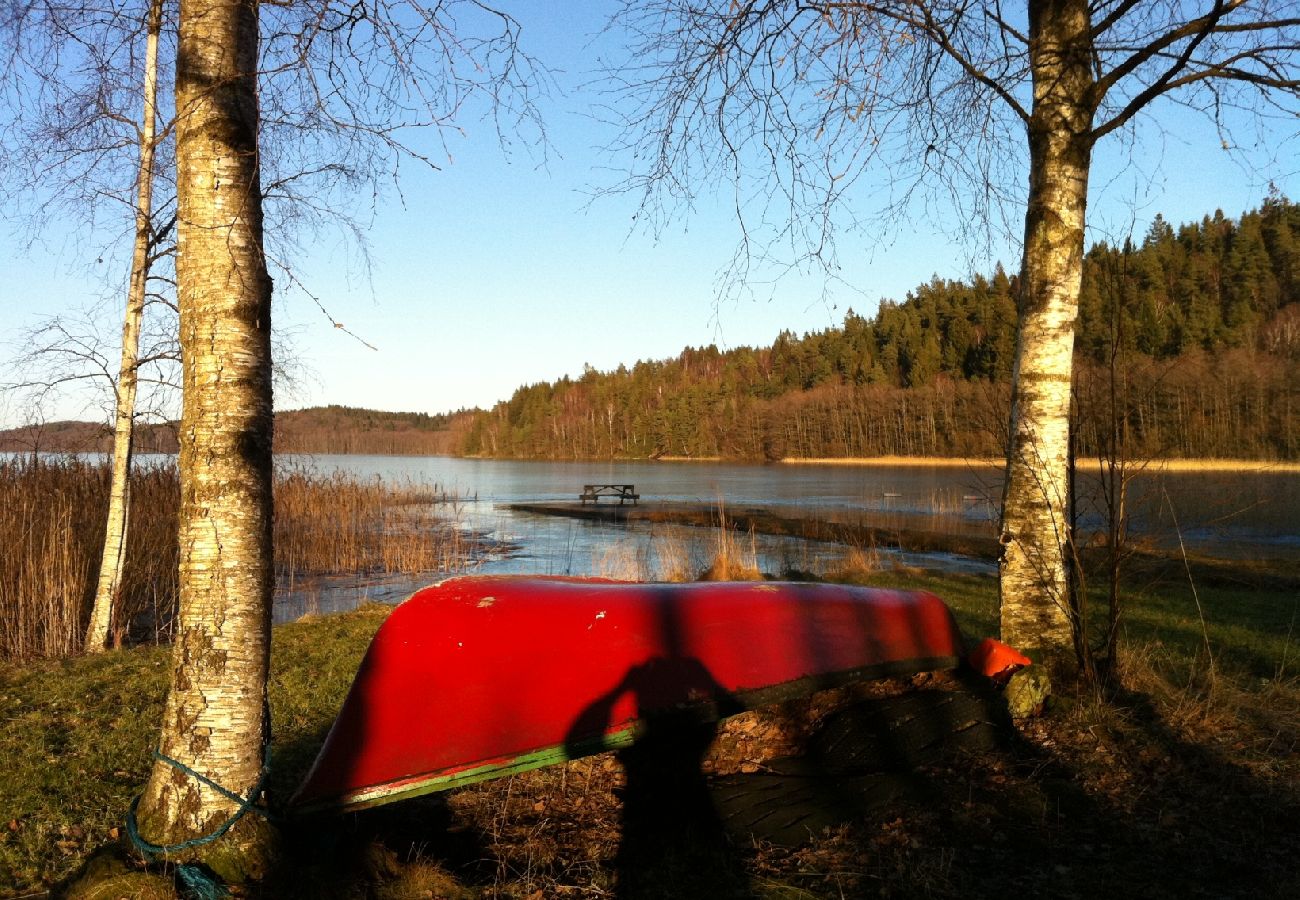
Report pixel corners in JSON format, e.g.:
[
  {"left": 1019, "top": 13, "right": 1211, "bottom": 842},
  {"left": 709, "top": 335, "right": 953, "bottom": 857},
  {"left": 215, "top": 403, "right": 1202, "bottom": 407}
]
[{"left": 291, "top": 575, "right": 999, "bottom": 814}]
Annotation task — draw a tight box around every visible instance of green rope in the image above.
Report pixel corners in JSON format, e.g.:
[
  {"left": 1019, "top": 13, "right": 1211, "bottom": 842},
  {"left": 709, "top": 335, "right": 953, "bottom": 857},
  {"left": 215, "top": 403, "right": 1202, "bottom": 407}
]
[
  {"left": 126, "top": 744, "right": 274, "bottom": 900},
  {"left": 126, "top": 749, "right": 273, "bottom": 854},
  {"left": 175, "top": 864, "right": 230, "bottom": 900}
]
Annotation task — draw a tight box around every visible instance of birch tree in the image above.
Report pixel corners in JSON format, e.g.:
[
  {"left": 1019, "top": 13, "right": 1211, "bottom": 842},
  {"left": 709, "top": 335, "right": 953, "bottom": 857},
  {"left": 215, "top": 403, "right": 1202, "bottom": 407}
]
[
  {"left": 5, "top": 0, "right": 543, "bottom": 662},
  {"left": 2, "top": 0, "right": 182, "bottom": 654},
  {"left": 85, "top": 0, "right": 167, "bottom": 653},
  {"left": 129, "top": 0, "right": 278, "bottom": 871},
  {"left": 604, "top": 0, "right": 1300, "bottom": 674},
  {"left": 125, "top": 0, "right": 544, "bottom": 881}
]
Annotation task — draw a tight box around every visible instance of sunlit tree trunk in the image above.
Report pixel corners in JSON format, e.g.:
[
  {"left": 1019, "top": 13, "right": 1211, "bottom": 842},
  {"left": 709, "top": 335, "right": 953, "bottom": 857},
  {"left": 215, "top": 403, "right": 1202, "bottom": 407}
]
[
  {"left": 85, "top": 0, "right": 164, "bottom": 654},
  {"left": 999, "top": 0, "right": 1095, "bottom": 673},
  {"left": 134, "top": 0, "right": 276, "bottom": 876}
]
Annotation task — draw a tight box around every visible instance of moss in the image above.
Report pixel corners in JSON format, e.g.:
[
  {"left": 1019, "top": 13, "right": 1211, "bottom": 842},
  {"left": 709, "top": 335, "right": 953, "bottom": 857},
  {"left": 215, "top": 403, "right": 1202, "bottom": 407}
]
[
  {"left": 1005, "top": 665, "right": 1052, "bottom": 718},
  {"left": 197, "top": 815, "right": 281, "bottom": 885},
  {"left": 60, "top": 845, "right": 178, "bottom": 900}
]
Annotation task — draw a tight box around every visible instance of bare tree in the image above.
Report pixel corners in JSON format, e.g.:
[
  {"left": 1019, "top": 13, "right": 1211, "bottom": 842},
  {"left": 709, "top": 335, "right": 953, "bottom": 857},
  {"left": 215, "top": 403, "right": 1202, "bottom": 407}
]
[
  {"left": 2, "top": 0, "right": 182, "bottom": 655},
  {"left": 603, "top": 0, "right": 1300, "bottom": 675},
  {"left": 85, "top": 0, "right": 167, "bottom": 653},
  {"left": 4, "top": 0, "right": 544, "bottom": 664},
  {"left": 124, "top": 0, "right": 545, "bottom": 884}
]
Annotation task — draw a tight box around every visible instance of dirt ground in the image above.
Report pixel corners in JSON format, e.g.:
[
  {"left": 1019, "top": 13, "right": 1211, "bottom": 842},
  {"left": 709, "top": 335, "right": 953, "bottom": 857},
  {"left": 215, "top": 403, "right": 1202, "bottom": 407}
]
[{"left": 267, "top": 669, "right": 1299, "bottom": 899}]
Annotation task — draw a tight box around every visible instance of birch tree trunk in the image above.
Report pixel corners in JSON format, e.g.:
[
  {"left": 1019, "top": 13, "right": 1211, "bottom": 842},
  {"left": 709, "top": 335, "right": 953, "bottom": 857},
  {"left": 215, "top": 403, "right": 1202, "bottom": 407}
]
[
  {"left": 999, "top": 0, "right": 1096, "bottom": 673},
  {"left": 134, "top": 0, "right": 277, "bottom": 876},
  {"left": 85, "top": 0, "right": 164, "bottom": 654}
]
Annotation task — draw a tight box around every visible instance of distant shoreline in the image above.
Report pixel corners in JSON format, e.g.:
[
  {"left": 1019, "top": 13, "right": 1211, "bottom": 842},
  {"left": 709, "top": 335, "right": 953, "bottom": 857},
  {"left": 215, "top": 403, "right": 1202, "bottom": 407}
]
[
  {"left": 781, "top": 456, "right": 1001, "bottom": 468},
  {"left": 780, "top": 455, "right": 1300, "bottom": 473},
  {"left": 6, "top": 445, "right": 1299, "bottom": 472}
]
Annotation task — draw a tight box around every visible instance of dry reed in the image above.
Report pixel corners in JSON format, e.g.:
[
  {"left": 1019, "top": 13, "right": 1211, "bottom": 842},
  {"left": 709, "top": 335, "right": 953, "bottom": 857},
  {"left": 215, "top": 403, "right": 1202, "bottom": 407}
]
[
  {"left": 273, "top": 469, "right": 466, "bottom": 577},
  {"left": 0, "top": 458, "right": 178, "bottom": 661},
  {"left": 592, "top": 538, "right": 650, "bottom": 582},
  {"left": 699, "top": 519, "right": 762, "bottom": 581},
  {"left": 825, "top": 546, "right": 882, "bottom": 582},
  {"left": 0, "top": 458, "right": 468, "bottom": 661},
  {"left": 648, "top": 526, "right": 695, "bottom": 582},
  {"left": 592, "top": 526, "right": 700, "bottom": 583}
]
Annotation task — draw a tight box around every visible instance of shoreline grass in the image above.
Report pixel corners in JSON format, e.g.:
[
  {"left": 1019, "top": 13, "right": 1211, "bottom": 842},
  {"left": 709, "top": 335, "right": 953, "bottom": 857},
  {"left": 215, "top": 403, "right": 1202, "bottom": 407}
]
[
  {"left": 0, "top": 458, "right": 471, "bottom": 662},
  {"left": 781, "top": 455, "right": 1004, "bottom": 467}
]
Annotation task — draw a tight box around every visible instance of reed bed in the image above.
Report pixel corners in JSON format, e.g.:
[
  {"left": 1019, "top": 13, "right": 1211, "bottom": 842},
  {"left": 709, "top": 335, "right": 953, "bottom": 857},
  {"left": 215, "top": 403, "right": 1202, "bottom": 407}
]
[
  {"left": 699, "top": 520, "right": 762, "bottom": 581},
  {"left": 0, "top": 458, "right": 467, "bottom": 662},
  {"left": 273, "top": 469, "right": 466, "bottom": 577},
  {"left": 591, "top": 525, "right": 703, "bottom": 583},
  {"left": 591, "top": 523, "right": 761, "bottom": 583},
  {"left": 0, "top": 459, "right": 179, "bottom": 662}
]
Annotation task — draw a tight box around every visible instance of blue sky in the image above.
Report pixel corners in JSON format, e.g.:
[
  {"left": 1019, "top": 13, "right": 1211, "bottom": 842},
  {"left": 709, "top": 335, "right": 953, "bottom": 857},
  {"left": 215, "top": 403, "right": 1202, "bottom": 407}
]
[{"left": 3, "top": 1, "right": 1297, "bottom": 428}]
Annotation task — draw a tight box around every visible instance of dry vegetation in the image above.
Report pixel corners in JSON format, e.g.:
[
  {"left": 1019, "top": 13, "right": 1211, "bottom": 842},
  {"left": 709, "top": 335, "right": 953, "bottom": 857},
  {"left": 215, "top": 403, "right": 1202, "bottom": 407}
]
[
  {"left": 0, "top": 458, "right": 469, "bottom": 662},
  {"left": 274, "top": 467, "right": 469, "bottom": 577},
  {"left": 0, "top": 459, "right": 178, "bottom": 660}
]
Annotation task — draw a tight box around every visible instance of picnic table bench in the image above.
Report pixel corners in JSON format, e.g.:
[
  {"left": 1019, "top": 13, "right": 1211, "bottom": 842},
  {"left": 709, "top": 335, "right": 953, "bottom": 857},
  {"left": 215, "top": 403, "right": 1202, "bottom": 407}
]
[{"left": 579, "top": 484, "right": 640, "bottom": 505}]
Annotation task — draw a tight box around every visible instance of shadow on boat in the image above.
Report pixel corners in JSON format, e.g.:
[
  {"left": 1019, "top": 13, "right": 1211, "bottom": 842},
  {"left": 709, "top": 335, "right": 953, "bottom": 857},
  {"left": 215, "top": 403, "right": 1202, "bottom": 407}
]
[{"left": 565, "top": 655, "right": 750, "bottom": 899}]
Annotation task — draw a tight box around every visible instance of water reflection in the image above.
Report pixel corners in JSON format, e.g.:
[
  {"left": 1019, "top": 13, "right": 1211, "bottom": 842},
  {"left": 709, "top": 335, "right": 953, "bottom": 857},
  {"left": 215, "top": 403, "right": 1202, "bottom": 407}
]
[
  {"left": 293, "top": 453, "right": 1299, "bottom": 562},
  {"left": 20, "top": 451, "right": 1295, "bottom": 620}
]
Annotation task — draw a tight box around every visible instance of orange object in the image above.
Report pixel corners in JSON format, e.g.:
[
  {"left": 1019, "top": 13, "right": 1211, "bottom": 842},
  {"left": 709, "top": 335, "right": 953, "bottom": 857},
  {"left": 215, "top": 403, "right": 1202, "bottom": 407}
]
[{"left": 968, "top": 638, "right": 1031, "bottom": 681}]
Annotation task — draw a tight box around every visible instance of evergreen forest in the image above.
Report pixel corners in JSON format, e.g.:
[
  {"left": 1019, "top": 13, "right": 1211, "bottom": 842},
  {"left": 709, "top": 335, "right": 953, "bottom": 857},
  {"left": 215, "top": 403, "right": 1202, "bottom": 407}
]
[
  {"left": 11, "top": 199, "right": 1293, "bottom": 462},
  {"left": 461, "top": 197, "right": 1300, "bottom": 461}
]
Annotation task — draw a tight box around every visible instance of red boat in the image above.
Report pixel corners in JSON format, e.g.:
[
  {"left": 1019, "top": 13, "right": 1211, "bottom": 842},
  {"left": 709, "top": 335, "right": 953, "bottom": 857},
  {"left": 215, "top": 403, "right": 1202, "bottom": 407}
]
[{"left": 291, "top": 575, "right": 972, "bottom": 813}]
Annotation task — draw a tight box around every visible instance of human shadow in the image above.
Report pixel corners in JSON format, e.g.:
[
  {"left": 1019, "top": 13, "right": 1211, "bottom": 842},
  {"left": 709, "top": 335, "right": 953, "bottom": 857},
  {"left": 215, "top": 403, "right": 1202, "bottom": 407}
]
[{"left": 566, "top": 655, "right": 751, "bottom": 899}]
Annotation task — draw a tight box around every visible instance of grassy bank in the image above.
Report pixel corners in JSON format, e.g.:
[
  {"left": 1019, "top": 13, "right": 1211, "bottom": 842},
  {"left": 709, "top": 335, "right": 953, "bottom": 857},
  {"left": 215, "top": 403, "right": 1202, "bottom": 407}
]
[
  {"left": 2, "top": 564, "right": 1297, "bottom": 898},
  {"left": 0, "top": 459, "right": 469, "bottom": 662}
]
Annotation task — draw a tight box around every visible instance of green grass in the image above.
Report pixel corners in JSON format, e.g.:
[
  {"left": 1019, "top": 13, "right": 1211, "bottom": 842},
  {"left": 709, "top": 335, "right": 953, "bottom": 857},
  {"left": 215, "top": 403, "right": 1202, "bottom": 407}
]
[
  {"left": 1115, "top": 580, "right": 1300, "bottom": 678},
  {"left": 837, "top": 569, "right": 1002, "bottom": 640},
  {"left": 848, "top": 566, "right": 1299, "bottom": 681},
  {"left": 0, "top": 604, "right": 391, "bottom": 897}
]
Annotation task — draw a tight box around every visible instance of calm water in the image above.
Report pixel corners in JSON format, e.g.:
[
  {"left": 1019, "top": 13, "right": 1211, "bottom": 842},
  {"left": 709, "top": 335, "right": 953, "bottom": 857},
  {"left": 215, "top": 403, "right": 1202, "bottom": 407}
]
[
  {"left": 22, "top": 451, "right": 1297, "bottom": 620},
  {"left": 267, "top": 454, "right": 1297, "bottom": 619},
  {"left": 291, "top": 453, "right": 1300, "bottom": 552}
]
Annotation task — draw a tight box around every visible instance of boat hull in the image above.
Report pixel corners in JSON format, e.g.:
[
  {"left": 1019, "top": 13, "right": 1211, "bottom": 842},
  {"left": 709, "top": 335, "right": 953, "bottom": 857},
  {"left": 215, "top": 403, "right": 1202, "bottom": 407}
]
[{"left": 290, "top": 576, "right": 967, "bottom": 813}]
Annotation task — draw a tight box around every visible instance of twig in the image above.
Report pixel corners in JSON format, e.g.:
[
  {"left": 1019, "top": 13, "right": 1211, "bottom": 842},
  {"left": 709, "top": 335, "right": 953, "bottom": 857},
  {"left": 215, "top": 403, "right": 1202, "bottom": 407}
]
[{"left": 1162, "top": 486, "right": 1216, "bottom": 698}]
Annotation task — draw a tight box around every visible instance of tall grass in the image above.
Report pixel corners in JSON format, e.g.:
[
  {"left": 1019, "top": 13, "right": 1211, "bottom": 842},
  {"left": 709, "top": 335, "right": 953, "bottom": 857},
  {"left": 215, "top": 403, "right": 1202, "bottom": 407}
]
[
  {"left": 591, "top": 520, "right": 763, "bottom": 583},
  {"left": 0, "top": 459, "right": 178, "bottom": 661},
  {"left": 274, "top": 469, "right": 467, "bottom": 577},
  {"left": 0, "top": 458, "right": 467, "bottom": 662}
]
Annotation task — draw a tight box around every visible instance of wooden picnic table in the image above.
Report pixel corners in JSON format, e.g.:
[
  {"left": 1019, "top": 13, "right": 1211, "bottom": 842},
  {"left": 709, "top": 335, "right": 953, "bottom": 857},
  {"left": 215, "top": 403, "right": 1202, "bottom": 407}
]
[{"left": 579, "top": 484, "right": 640, "bottom": 505}]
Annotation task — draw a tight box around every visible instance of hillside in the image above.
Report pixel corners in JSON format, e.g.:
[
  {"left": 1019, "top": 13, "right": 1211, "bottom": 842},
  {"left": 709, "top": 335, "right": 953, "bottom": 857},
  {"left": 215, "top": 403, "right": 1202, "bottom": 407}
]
[
  {"left": 274, "top": 405, "right": 475, "bottom": 455},
  {"left": 0, "top": 420, "right": 179, "bottom": 455},
  {"left": 0, "top": 407, "right": 475, "bottom": 457},
  {"left": 6, "top": 198, "right": 1296, "bottom": 462},
  {"left": 461, "top": 196, "right": 1300, "bottom": 461}
]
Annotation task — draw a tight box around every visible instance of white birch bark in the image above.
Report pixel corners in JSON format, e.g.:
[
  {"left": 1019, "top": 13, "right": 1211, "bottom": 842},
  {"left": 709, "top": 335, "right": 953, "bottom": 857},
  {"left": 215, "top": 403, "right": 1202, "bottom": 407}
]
[
  {"left": 999, "top": 0, "right": 1095, "bottom": 670},
  {"left": 85, "top": 0, "right": 164, "bottom": 654},
  {"left": 135, "top": 0, "right": 276, "bottom": 875}
]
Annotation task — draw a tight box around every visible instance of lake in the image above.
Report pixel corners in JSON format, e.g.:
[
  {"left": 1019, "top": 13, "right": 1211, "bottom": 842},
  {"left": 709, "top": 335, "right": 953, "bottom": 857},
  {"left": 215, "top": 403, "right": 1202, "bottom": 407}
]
[
  {"left": 19, "top": 451, "right": 1293, "bottom": 620},
  {"left": 270, "top": 454, "right": 1299, "bottom": 621}
]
